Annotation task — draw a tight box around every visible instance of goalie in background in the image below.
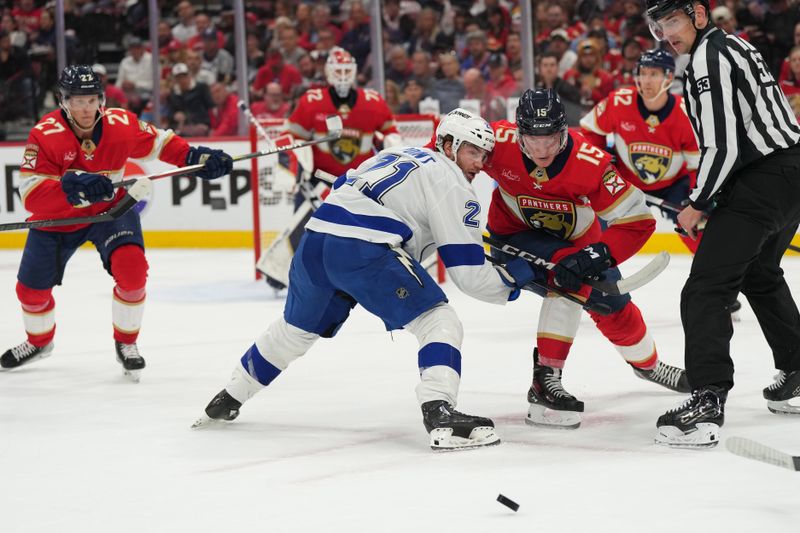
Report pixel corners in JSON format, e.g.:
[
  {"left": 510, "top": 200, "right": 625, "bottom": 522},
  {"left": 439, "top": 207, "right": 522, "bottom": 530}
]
[
  {"left": 256, "top": 47, "right": 403, "bottom": 290},
  {"left": 195, "top": 109, "right": 540, "bottom": 451},
  {"left": 0, "top": 65, "right": 233, "bottom": 381}
]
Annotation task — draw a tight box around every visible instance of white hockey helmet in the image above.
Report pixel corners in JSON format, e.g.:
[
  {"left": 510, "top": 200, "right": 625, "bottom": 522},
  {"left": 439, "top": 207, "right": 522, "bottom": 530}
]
[
  {"left": 325, "top": 47, "right": 357, "bottom": 98},
  {"left": 435, "top": 108, "right": 495, "bottom": 158}
]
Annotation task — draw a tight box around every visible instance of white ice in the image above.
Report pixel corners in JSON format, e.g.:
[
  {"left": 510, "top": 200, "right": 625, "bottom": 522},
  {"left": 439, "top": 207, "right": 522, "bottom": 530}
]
[{"left": 1, "top": 249, "right": 798, "bottom": 533}]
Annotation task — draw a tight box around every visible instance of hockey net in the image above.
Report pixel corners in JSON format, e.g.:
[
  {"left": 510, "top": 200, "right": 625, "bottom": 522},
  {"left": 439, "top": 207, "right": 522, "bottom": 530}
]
[{"left": 250, "top": 114, "right": 439, "bottom": 280}]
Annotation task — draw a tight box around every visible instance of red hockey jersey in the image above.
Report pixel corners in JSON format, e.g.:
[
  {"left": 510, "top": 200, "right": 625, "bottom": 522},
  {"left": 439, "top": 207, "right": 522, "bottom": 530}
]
[
  {"left": 483, "top": 122, "right": 655, "bottom": 264},
  {"left": 580, "top": 88, "right": 700, "bottom": 191},
  {"left": 19, "top": 108, "right": 189, "bottom": 232},
  {"left": 287, "top": 87, "right": 399, "bottom": 177}
]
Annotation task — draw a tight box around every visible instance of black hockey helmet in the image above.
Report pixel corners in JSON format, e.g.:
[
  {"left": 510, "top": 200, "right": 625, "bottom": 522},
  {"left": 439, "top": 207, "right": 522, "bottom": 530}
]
[
  {"left": 645, "top": 0, "right": 708, "bottom": 21},
  {"left": 635, "top": 48, "right": 676, "bottom": 75},
  {"left": 516, "top": 88, "right": 567, "bottom": 137},
  {"left": 57, "top": 65, "right": 104, "bottom": 101},
  {"left": 515, "top": 89, "right": 568, "bottom": 160}
]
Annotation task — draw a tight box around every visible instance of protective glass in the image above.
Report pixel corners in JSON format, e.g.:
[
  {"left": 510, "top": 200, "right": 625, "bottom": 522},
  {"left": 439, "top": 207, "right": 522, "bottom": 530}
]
[
  {"left": 65, "top": 94, "right": 103, "bottom": 110},
  {"left": 520, "top": 132, "right": 562, "bottom": 160},
  {"left": 647, "top": 11, "right": 692, "bottom": 42}
]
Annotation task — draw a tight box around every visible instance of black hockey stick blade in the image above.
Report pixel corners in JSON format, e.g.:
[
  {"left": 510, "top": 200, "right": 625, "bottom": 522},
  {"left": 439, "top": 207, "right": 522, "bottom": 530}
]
[
  {"left": 484, "top": 254, "right": 612, "bottom": 315},
  {"left": 725, "top": 437, "right": 800, "bottom": 471},
  {"left": 0, "top": 178, "right": 152, "bottom": 232},
  {"left": 644, "top": 194, "right": 682, "bottom": 214},
  {"left": 482, "top": 235, "right": 669, "bottom": 296}
]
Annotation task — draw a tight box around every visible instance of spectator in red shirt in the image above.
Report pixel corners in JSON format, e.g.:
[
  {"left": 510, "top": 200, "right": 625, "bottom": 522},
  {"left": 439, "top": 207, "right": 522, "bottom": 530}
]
[
  {"left": 251, "top": 50, "right": 302, "bottom": 99},
  {"left": 186, "top": 13, "right": 225, "bottom": 51},
  {"left": 209, "top": 83, "right": 239, "bottom": 136},
  {"left": 563, "top": 39, "right": 614, "bottom": 109},
  {"left": 251, "top": 82, "right": 291, "bottom": 120},
  {"left": 485, "top": 53, "right": 517, "bottom": 100},
  {"left": 612, "top": 37, "right": 644, "bottom": 89},
  {"left": 11, "top": 0, "right": 41, "bottom": 34},
  {"left": 298, "top": 4, "right": 342, "bottom": 51}
]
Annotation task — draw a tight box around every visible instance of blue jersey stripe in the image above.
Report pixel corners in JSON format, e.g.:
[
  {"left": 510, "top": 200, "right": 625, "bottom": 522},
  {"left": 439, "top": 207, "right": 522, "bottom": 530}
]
[
  {"left": 418, "top": 342, "right": 462, "bottom": 375},
  {"left": 312, "top": 203, "right": 413, "bottom": 242},
  {"left": 437, "top": 243, "right": 485, "bottom": 267}
]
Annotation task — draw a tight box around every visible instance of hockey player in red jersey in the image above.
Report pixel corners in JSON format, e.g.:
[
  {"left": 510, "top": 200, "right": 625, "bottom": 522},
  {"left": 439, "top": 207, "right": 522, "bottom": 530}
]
[
  {"left": 0, "top": 65, "right": 233, "bottom": 380},
  {"left": 580, "top": 48, "right": 701, "bottom": 253},
  {"left": 484, "top": 89, "right": 689, "bottom": 429},
  {"left": 257, "top": 47, "right": 403, "bottom": 289},
  {"left": 287, "top": 47, "right": 402, "bottom": 188},
  {"left": 580, "top": 49, "right": 744, "bottom": 318}
]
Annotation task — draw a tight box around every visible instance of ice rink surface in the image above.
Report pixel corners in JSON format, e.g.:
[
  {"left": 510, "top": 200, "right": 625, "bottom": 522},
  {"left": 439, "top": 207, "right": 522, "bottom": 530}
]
[{"left": 1, "top": 249, "right": 798, "bottom": 533}]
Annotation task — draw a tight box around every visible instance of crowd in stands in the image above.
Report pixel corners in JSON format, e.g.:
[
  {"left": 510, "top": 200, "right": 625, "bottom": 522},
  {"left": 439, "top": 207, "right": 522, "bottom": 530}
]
[{"left": 3, "top": 0, "right": 800, "bottom": 139}]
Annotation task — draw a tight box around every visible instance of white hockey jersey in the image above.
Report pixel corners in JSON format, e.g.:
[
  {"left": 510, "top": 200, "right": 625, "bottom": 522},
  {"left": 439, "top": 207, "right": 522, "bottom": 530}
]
[{"left": 305, "top": 146, "right": 516, "bottom": 304}]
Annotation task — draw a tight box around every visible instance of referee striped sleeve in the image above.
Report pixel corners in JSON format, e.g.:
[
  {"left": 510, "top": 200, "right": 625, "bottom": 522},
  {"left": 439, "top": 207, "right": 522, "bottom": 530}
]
[{"left": 688, "top": 40, "right": 738, "bottom": 207}]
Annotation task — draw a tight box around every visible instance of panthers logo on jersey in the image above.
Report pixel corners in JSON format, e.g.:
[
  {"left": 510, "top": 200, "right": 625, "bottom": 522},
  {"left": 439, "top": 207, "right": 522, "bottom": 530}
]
[
  {"left": 518, "top": 196, "right": 576, "bottom": 239},
  {"left": 329, "top": 136, "right": 360, "bottom": 164},
  {"left": 629, "top": 142, "right": 673, "bottom": 185}
]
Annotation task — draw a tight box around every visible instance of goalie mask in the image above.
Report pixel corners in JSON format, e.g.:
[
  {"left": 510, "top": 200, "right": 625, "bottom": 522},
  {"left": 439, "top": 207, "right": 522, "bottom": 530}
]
[
  {"left": 515, "top": 88, "right": 568, "bottom": 165},
  {"left": 325, "top": 48, "right": 357, "bottom": 98},
  {"left": 57, "top": 65, "right": 106, "bottom": 132},
  {"left": 435, "top": 107, "right": 495, "bottom": 159}
]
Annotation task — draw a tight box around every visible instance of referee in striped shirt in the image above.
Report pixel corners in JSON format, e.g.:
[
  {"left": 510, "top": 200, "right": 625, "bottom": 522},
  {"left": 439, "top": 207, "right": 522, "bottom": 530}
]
[{"left": 646, "top": 0, "right": 800, "bottom": 448}]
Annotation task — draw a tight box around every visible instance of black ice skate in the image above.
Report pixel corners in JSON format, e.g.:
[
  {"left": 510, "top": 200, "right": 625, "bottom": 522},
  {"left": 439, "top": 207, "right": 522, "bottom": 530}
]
[
  {"left": 526, "top": 348, "right": 584, "bottom": 429},
  {"left": 763, "top": 370, "right": 800, "bottom": 415},
  {"left": 115, "top": 342, "right": 145, "bottom": 382},
  {"left": 0, "top": 341, "right": 54, "bottom": 369},
  {"left": 191, "top": 389, "right": 242, "bottom": 429},
  {"left": 655, "top": 385, "right": 727, "bottom": 448},
  {"left": 632, "top": 360, "right": 690, "bottom": 393},
  {"left": 421, "top": 400, "right": 500, "bottom": 450}
]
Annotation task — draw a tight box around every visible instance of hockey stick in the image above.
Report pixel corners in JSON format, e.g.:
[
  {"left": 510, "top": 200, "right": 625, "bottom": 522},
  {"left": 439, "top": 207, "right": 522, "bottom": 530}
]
[
  {"left": 483, "top": 235, "right": 670, "bottom": 296},
  {"left": 241, "top": 101, "right": 323, "bottom": 208},
  {"left": 113, "top": 115, "right": 344, "bottom": 189},
  {"left": 646, "top": 194, "right": 800, "bottom": 253},
  {"left": 725, "top": 436, "right": 800, "bottom": 471},
  {"left": 484, "top": 253, "right": 612, "bottom": 315},
  {"left": 0, "top": 178, "right": 153, "bottom": 232}
]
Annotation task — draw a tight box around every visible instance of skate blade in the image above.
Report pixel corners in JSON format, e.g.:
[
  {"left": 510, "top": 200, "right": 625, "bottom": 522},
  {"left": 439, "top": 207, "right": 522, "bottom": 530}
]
[
  {"left": 526, "top": 404, "right": 582, "bottom": 429},
  {"left": 767, "top": 400, "right": 800, "bottom": 415},
  {"left": 191, "top": 415, "right": 222, "bottom": 429},
  {"left": 654, "top": 423, "right": 720, "bottom": 449},
  {"left": 123, "top": 369, "right": 141, "bottom": 383},
  {"left": 429, "top": 427, "right": 501, "bottom": 451}
]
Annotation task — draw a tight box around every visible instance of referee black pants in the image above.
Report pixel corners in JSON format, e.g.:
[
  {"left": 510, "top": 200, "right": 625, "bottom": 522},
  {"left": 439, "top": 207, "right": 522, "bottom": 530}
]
[{"left": 682, "top": 144, "right": 800, "bottom": 390}]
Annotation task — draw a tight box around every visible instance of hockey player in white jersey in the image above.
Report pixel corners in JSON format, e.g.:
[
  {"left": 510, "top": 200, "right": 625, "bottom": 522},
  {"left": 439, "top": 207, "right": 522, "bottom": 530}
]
[{"left": 193, "top": 109, "right": 541, "bottom": 450}]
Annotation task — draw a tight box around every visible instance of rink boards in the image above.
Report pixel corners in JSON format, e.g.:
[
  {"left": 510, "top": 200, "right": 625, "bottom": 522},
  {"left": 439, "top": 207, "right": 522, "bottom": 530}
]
[{"left": 1, "top": 140, "right": 798, "bottom": 254}]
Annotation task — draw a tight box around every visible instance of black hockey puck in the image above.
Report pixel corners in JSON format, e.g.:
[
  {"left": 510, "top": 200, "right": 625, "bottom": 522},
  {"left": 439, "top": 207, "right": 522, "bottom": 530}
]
[{"left": 497, "top": 494, "right": 519, "bottom": 512}]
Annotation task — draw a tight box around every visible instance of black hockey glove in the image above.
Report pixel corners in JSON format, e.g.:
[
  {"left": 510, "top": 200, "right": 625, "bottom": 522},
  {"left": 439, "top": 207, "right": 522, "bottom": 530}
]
[
  {"left": 186, "top": 146, "right": 233, "bottom": 180},
  {"left": 553, "top": 242, "right": 614, "bottom": 292},
  {"left": 61, "top": 171, "right": 114, "bottom": 205}
]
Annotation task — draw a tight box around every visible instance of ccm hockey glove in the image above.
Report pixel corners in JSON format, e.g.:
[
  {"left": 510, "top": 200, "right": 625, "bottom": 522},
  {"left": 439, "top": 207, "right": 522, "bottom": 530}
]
[
  {"left": 553, "top": 242, "right": 614, "bottom": 292},
  {"left": 61, "top": 171, "right": 114, "bottom": 205},
  {"left": 186, "top": 146, "right": 234, "bottom": 180}
]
